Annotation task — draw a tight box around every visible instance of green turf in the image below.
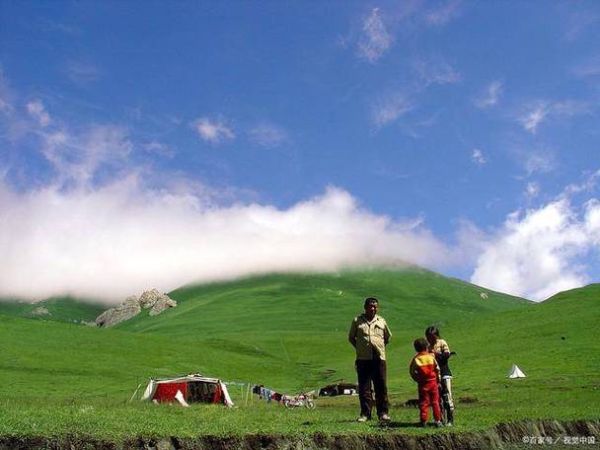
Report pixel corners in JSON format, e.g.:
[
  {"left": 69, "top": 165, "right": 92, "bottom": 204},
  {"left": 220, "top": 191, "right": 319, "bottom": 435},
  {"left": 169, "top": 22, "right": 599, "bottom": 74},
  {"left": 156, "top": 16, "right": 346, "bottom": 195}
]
[
  {"left": 0, "top": 296, "right": 105, "bottom": 324},
  {"left": 0, "top": 269, "right": 597, "bottom": 439}
]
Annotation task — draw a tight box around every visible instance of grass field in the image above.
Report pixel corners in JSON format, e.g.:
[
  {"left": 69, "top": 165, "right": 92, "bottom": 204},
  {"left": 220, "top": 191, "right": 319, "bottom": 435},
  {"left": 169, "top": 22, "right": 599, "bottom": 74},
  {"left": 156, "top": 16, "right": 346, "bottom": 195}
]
[
  {"left": 0, "top": 268, "right": 598, "bottom": 439},
  {"left": 0, "top": 296, "right": 105, "bottom": 324}
]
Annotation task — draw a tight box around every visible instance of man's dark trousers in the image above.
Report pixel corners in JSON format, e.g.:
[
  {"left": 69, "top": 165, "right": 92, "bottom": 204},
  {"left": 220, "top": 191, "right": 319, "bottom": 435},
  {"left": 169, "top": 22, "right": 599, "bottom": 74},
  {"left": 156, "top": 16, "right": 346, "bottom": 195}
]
[{"left": 356, "top": 354, "right": 389, "bottom": 418}]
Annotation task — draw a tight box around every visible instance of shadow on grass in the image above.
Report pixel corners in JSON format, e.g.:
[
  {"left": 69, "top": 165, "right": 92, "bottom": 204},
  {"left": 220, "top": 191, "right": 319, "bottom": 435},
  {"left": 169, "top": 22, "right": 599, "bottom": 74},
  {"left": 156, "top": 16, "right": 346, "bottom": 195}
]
[{"left": 380, "top": 421, "right": 417, "bottom": 429}]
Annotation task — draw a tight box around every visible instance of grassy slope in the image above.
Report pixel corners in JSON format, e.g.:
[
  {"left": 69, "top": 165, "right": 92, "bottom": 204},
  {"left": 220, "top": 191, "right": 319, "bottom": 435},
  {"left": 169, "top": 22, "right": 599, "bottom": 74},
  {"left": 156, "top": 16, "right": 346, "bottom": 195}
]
[
  {"left": 439, "top": 283, "right": 600, "bottom": 424},
  {"left": 116, "top": 268, "right": 529, "bottom": 388},
  {"left": 0, "top": 270, "right": 597, "bottom": 438},
  {"left": 0, "top": 296, "right": 105, "bottom": 324}
]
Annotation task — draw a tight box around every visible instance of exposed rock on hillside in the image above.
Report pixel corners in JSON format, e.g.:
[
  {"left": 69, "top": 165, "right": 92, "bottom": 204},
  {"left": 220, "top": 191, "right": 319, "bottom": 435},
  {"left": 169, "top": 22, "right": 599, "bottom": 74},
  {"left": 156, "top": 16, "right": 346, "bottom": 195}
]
[
  {"left": 139, "top": 288, "right": 178, "bottom": 316},
  {"left": 95, "top": 289, "right": 177, "bottom": 327},
  {"left": 30, "top": 306, "right": 51, "bottom": 317}
]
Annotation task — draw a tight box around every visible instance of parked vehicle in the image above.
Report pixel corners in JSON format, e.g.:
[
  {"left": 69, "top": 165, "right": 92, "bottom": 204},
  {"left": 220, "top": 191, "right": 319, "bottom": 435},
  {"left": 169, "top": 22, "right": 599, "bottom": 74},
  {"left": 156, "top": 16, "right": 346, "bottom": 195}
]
[{"left": 282, "top": 393, "right": 315, "bottom": 409}]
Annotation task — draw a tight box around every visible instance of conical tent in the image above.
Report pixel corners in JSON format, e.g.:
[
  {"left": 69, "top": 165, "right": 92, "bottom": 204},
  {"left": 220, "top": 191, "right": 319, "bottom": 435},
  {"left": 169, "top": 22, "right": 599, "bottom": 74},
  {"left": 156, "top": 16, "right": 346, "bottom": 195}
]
[{"left": 507, "top": 364, "right": 526, "bottom": 378}]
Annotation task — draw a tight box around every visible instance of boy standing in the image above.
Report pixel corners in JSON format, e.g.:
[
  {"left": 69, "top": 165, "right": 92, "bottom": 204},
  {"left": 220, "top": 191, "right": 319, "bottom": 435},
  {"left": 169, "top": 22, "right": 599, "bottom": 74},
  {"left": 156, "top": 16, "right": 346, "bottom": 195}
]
[{"left": 409, "top": 337, "right": 443, "bottom": 427}]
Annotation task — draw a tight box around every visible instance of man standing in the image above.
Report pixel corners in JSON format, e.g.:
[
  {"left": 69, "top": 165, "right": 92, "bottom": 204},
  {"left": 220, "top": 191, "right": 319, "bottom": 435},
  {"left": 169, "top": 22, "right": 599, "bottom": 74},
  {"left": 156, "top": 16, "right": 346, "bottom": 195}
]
[{"left": 348, "top": 297, "right": 392, "bottom": 422}]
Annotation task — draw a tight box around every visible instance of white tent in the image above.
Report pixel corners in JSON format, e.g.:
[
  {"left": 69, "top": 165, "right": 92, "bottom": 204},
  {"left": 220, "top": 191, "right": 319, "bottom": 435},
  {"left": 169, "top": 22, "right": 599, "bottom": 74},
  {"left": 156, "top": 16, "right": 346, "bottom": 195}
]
[
  {"left": 141, "top": 373, "right": 234, "bottom": 407},
  {"left": 507, "top": 364, "right": 526, "bottom": 378}
]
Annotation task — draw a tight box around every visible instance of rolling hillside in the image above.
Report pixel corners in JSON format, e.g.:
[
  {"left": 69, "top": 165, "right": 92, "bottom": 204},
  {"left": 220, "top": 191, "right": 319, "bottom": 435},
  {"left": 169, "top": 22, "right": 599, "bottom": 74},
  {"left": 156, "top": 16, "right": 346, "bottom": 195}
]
[
  {"left": 0, "top": 269, "right": 597, "bottom": 438},
  {"left": 114, "top": 268, "right": 531, "bottom": 389},
  {"left": 0, "top": 296, "right": 106, "bottom": 324},
  {"left": 119, "top": 267, "right": 530, "bottom": 334}
]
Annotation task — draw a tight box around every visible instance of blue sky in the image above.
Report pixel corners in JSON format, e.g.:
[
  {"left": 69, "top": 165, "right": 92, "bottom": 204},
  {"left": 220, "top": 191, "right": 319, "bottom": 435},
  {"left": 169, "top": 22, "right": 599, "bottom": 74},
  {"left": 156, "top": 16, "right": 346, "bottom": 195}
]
[{"left": 0, "top": 1, "right": 599, "bottom": 302}]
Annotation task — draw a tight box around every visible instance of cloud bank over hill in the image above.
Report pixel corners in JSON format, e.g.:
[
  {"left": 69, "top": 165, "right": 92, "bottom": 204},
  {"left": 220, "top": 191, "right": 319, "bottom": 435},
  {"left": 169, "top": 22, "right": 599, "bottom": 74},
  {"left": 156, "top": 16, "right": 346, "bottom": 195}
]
[
  {"left": 2, "top": 171, "right": 597, "bottom": 303},
  {"left": 1, "top": 82, "right": 598, "bottom": 304},
  {"left": 471, "top": 192, "right": 600, "bottom": 301},
  {"left": 0, "top": 181, "right": 451, "bottom": 303}
]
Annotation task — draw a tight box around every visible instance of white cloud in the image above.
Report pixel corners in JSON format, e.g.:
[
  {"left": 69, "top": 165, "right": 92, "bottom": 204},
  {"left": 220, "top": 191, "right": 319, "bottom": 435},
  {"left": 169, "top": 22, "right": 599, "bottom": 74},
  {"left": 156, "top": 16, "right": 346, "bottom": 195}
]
[
  {"left": 424, "top": 0, "right": 463, "bottom": 26},
  {"left": 143, "top": 140, "right": 175, "bottom": 158},
  {"left": 552, "top": 100, "right": 592, "bottom": 116},
  {"left": 470, "top": 169, "right": 600, "bottom": 301},
  {"left": 564, "top": 169, "right": 600, "bottom": 196},
  {"left": 413, "top": 58, "right": 461, "bottom": 86},
  {"left": 371, "top": 92, "right": 413, "bottom": 128},
  {"left": 508, "top": 144, "right": 558, "bottom": 178},
  {"left": 584, "top": 199, "right": 600, "bottom": 244},
  {"left": 0, "top": 181, "right": 451, "bottom": 303},
  {"left": 398, "top": 111, "right": 440, "bottom": 139},
  {"left": 39, "top": 124, "right": 133, "bottom": 187},
  {"left": 475, "top": 81, "right": 503, "bottom": 108},
  {"left": 194, "top": 117, "right": 235, "bottom": 144},
  {"left": 470, "top": 199, "right": 596, "bottom": 300},
  {"left": 525, "top": 182, "right": 540, "bottom": 199},
  {"left": 518, "top": 100, "right": 591, "bottom": 134},
  {"left": 26, "top": 100, "right": 51, "bottom": 127},
  {"left": 357, "top": 8, "right": 393, "bottom": 63},
  {"left": 1, "top": 83, "right": 133, "bottom": 188},
  {"left": 248, "top": 123, "right": 288, "bottom": 148},
  {"left": 522, "top": 149, "right": 556, "bottom": 176},
  {"left": 519, "top": 102, "right": 549, "bottom": 134},
  {"left": 471, "top": 148, "right": 486, "bottom": 165}
]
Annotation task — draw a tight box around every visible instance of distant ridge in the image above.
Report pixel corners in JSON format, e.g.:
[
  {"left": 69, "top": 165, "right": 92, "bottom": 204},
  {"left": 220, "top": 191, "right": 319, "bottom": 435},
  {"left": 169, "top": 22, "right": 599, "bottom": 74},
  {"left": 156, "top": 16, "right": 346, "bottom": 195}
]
[
  {"left": 115, "top": 267, "right": 531, "bottom": 335},
  {"left": 0, "top": 267, "right": 533, "bottom": 331},
  {"left": 0, "top": 296, "right": 105, "bottom": 324},
  {"left": 543, "top": 283, "right": 600, "bottom": 303}
]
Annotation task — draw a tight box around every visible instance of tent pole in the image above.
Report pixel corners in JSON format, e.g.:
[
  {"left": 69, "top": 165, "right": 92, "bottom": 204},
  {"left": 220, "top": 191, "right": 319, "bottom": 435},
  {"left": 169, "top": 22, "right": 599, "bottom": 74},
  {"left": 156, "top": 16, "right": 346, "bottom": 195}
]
[{"left": 129, "top": 383, "right": 142, "bottom": 403}]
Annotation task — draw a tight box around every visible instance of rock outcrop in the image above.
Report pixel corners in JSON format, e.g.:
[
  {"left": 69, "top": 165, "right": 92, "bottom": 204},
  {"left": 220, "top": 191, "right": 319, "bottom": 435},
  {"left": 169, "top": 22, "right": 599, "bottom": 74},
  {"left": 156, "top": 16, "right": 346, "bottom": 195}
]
[
  {"left": 95, "top": 289, "right": 177, "bottom": 327},
  {"left": 139, "top": 288, "right": 177, "bottom": 316},
  {"left": 29, "top": 306, "right": 51, "bottom": 317}
]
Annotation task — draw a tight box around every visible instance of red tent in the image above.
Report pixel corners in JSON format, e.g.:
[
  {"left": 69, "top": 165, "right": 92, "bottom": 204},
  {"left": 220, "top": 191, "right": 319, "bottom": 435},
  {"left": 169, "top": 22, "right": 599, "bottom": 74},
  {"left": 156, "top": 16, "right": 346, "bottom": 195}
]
[{"left": 141, "top": 374, "right": 233, "bottom": 407}]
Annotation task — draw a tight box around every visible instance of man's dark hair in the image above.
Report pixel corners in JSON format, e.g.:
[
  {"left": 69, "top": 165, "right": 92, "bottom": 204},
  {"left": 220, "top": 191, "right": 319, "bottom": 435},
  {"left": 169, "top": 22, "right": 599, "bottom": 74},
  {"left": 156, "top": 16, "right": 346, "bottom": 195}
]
[
  {"left": 414, "top": 337, "right": 429, "bottom": 352},
  {"left": 364, "top": 297, "right": 379, "bottom": 307}
]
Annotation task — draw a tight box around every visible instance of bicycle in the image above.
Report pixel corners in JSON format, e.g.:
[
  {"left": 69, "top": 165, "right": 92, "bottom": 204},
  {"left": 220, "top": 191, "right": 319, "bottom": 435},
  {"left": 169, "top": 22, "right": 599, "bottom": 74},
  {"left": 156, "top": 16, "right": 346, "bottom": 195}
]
[{"left": 438, "top": 351, "right": 456, "bottom": 425}]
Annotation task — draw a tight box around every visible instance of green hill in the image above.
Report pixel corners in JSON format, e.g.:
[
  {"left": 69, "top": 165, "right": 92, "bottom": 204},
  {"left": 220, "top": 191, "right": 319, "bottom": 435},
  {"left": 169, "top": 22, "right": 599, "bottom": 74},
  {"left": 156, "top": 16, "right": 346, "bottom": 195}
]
[
  {"left": 113, "top": 268, "right": 530, "bottom": 388},
  {"left": 0, "top": 269, "right": 597, "bottom": 439},
  {"left": 0, "top": 296, "right": 106, "bottom": 324},
  {"left": 119, "top": 267, "right": 529, "bottom": 334},
  {"left": 543, "top": 282, "right": 600, "bottom": 303}
]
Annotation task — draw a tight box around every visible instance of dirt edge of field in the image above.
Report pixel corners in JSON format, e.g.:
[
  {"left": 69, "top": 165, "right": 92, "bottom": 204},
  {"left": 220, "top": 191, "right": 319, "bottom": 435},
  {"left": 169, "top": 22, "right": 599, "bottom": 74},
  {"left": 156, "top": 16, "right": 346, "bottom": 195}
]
[{"left": 0, "top": 419, "right": 597, "bottom": 450}]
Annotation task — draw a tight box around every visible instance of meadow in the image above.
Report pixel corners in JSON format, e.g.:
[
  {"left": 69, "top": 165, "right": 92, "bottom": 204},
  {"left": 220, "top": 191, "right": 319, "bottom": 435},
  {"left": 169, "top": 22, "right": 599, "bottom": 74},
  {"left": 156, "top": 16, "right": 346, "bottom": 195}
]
[{"left": 0, "top": 268, "right": 598, "bottom": 441}]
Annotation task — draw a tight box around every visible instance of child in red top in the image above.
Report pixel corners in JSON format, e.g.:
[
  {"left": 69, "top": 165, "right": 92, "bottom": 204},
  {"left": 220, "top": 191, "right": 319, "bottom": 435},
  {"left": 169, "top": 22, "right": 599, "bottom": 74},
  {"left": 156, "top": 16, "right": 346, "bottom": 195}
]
[{"left": 409, "top": 337, "right": 443, "bottom": 427}]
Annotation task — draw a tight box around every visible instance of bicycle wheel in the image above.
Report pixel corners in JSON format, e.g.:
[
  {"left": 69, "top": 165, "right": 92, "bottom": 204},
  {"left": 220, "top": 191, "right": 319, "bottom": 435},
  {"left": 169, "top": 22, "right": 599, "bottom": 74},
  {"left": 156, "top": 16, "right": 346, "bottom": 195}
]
[
  {"left": 441, "top": 390, "right": 453, "bottom": 424},
  {"left": 438, "top": 393, "right": 447, "bottom": 423}
]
